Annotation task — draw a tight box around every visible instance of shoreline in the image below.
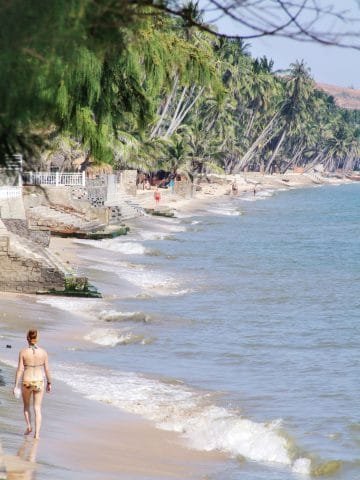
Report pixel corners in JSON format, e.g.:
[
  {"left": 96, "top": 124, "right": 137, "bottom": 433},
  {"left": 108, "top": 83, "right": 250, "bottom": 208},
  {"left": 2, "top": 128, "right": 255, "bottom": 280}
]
[
  {"left": 133, "top": 171, "right": 351, "bottom": 215},
  {"left": 1, "top": 361, "right": 225, "bottom": 480},
  {"left": 1, "top": 173, "right": 355, "bottom": 479},
  {"left": 48, "top": 171, "right": 352, "bottom": 267}
]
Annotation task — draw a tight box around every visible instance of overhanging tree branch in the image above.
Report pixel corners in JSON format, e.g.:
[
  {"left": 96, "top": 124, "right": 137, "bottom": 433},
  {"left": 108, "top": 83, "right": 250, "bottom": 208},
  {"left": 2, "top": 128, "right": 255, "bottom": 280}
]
[{"left": 146, "top": 0, "right": 360, "bottom": 49}]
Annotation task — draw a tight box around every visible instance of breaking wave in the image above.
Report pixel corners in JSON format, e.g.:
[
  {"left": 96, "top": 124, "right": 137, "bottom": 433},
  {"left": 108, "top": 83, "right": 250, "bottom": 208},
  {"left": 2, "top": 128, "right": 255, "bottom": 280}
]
[
  {"left": 54, "top": 362, "right": 311, "bottom": 475},
  {"left": 75, "top": 239, "right": 147, "bottom": 255},
  {"left": 99, "top": 309, "right": 151, "bottom": 323},
  {"left": 84, "top": 328, "right": 153, "bottom": 346}
]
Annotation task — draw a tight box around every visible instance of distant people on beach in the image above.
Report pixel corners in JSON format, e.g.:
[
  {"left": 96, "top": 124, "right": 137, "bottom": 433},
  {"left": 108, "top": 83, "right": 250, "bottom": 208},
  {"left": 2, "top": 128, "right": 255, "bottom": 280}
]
[
  {"left": 231, "top": 181, "right": 238, "bottom": 196},
  {"left": 253, "top": 185, "right": 257, "bottom": 196},
  {"left": 14, "top": 329, "right": 52, "bottom": 439},
  {"left": 137, "top": 172, "right": 146, "bottom": 190},
  {"left": 169, "top": 177, "right": 175, "bottom": 193},
  {"left": 154, "top": 188, "right": 161, "bottom": 205}
]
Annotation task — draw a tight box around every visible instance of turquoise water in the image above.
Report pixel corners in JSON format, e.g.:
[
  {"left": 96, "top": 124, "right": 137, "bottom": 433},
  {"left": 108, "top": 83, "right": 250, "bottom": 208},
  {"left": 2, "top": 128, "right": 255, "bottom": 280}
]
[{"left": 5, "top": 183, "right": 359, "bottom": 479}]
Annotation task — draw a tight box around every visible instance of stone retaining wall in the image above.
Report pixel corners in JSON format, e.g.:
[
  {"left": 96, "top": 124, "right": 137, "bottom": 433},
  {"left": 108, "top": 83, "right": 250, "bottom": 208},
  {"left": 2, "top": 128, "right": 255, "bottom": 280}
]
[
  {"left": 29, "top": 229, "right": 51, "bottom": 247},
  {"left": 116, "top": 170, "right": 137, "bottom": 196},
  {"left": 2, "top": 219, "right": 50, "bottom": 247},
  {"left": 86, "top": 177, "right": 107, "bottom": 207},
  {"left": 0, "top": 230, "right": 64, "bottom": 294}
]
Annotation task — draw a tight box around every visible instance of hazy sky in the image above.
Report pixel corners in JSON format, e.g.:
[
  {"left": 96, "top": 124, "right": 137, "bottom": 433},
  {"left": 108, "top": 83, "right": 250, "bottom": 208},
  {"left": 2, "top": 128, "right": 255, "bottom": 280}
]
[
  {"left": 202, "top": 1, "right": 360, "bottom": 88},
  {"left": 249, "top": 37, "right": 359, "bottom": 88}
]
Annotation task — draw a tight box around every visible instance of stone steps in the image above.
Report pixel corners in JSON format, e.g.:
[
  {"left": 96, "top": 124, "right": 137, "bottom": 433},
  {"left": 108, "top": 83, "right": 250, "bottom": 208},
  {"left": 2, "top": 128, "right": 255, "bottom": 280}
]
[{"left": 106, "top": 193, "right": 146, "bottom": 220}]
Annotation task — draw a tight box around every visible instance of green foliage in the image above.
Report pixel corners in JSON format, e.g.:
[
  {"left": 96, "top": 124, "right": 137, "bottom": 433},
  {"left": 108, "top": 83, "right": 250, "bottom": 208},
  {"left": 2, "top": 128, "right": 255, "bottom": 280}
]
[
  {"left": 0, "top": 0, "right": 149, "bottom": 164},
  {"left": 0, "top": 2, "right": 358, "bottom": 173}
]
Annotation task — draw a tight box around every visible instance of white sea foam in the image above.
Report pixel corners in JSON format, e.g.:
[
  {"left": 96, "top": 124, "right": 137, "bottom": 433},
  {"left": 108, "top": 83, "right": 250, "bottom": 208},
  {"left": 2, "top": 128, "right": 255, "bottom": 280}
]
[
  {"left": 207, "top": 207, "right": 242, "bottom": 216},
  {"left": 119, "top": 267, "right": 169, "bottom": 287},
  {"left": 53, "top": 363, "right": 311, "bottom": 474},
  {"left": 36, "top": 297, "right": 100, "bottom": 315},
  {"left": 99, "top": 309, "right": 151, "bottom": 323},
  {"left": 240, "top": 189, "right": 275, "bottom": 202},
  {"left": 80, "top": 250, "right": 181, "bottom": 296},
  {"left": 84, "top": 328, "right": 152, "bottom": 346},
  {"left": 81, "top": 257, "right": 179, "bottom": 295},
  {"left": 138, "top": 223, "right": 186, "bottom": 241},
  {"left": 37, "top": 295, "right": 155, "bottom": 327},
  {"left": 257, "top": 189, "right": 274, "bottom": 198},
  {"left": 292, "top": 458, "right": 312, "bottom": 474},
  {"left": 240, "top": 196, "right": 257, "bottom": 202},
  {"left": 138, "top": 230, "right": 170, "bottom": 241},
  {"left": 170, "top": 288, "right": 192, "bottom": 296},
  {"left": 112, "top": 264, "right": 179, "bottom": 294},
  {"left": 0, "top": 358, "right": 17, "bottom": 368},
  {"left": 75, "top": 239, "right": 147, "bottom": 255}
]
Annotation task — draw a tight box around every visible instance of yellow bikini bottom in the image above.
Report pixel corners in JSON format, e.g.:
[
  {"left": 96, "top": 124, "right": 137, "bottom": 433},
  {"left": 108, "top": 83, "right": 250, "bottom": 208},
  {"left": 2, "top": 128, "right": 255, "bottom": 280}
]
[{"left": 23, "top": 380, "right": 44, "bottom": 392}]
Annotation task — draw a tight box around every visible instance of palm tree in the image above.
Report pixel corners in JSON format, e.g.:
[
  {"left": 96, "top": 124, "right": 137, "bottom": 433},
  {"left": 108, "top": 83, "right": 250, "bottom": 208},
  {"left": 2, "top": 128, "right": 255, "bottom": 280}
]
[{"left": 264, "top": 60, "right": 314, "bottom": 173}]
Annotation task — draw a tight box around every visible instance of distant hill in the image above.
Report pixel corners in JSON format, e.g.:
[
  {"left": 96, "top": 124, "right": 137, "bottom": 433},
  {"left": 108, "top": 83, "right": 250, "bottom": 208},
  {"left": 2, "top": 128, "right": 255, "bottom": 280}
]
[{"left": 317, "top": 83, "right": 360, "bottom": 110}]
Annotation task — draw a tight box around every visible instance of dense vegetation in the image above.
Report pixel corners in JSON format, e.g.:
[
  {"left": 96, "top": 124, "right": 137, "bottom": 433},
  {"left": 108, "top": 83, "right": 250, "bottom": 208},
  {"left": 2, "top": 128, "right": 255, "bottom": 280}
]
[{"left": 0, "top": 1, "right": 359, "bottom": 174}]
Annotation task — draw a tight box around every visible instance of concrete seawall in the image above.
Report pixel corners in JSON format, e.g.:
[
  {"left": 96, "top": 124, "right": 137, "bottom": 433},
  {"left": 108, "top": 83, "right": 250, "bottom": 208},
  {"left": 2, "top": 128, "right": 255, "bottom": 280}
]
[{"left": 0, "top": 219, "right": 65, "bottom": 294}]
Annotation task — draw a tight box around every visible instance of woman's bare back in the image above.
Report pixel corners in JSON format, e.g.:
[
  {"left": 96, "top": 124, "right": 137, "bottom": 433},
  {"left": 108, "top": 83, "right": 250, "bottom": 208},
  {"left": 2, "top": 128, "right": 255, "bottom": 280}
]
[{"left": 21, "top": 346, "right": 48, "bottom": 382}]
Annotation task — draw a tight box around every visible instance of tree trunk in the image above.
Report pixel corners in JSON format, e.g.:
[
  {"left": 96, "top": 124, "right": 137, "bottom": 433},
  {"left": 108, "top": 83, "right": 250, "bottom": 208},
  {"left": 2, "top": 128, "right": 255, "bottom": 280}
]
[
  {"left": 265, "top": 128, "right": 287, "bottom": 174},
  {"left": 244, "top": 109, "right": 257, "bottom": 137},
  {"left": 303, "top": 152, "right": 323, "bottom": 172},
  {"left": 236, "top": 111, "right": 280, "bottom": 172},
  {"left": 150, "top": 75, "right": 179, "bottom": 139},
  {"left": 281, "top": 146, "right": 305, "bottom": 174},
  {"left": 171, "top": 87, "right": 204, "bottom": 134},
  {"left": 164, "top": 85, "right": 204, "bottom": 138},
  {"left": 164, "top": 86, "right": 188, "bottom": 138}
]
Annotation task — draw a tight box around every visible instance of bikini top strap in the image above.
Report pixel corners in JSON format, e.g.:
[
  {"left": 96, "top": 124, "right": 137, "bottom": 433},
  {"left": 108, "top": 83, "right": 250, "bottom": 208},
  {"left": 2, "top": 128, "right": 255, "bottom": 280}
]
[{"left": 29, "top": 344, "right": 38, "bottom": 354}]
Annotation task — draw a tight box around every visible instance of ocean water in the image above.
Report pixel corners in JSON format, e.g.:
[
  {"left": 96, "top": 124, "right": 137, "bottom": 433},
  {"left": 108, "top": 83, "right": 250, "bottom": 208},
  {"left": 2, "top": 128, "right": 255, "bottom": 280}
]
[{"left": 3, "top": 183, "right": 360, "bottom": 479}]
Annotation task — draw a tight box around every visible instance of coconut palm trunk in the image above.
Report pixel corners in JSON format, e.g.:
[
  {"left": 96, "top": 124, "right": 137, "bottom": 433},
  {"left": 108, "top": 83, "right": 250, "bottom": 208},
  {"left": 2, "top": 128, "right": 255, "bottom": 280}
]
[
  {"left": 236, "top": 111, "right": 280, "bottom": 171},
  {"left": 150, "top": 75, "right": 179, "bottom": 139},
  {"left": 281, "top": 145, "right": 305, "bottom": 173},
  {"left": 265, "top": 128, "right": 287, "bottom": 173},
  {"left": 164, "top": 85, "right": 204, "bottom": 138}
]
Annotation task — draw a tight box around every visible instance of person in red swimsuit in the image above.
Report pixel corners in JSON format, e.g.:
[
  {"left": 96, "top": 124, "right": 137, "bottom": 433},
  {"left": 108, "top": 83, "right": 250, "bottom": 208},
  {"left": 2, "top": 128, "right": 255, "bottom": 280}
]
[{"left": 154, "top": 188, "right": 161, "bottom": 205}]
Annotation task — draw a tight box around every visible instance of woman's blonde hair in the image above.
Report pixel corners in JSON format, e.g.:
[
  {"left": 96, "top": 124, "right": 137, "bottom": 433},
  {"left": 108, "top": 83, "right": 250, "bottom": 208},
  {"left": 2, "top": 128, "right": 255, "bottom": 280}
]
[{"left": 27, "top": 329, "right": 38, "bottom": 345}]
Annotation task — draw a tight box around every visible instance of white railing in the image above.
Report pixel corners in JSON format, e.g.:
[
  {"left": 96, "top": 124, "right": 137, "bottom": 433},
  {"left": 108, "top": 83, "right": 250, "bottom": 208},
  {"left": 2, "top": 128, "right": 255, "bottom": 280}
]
[
  {"left": 23, "top": 171, "right": 86, "bottom": 187},
  {"left": 0, "top": 186, "right": 22, "bottom": 200}
]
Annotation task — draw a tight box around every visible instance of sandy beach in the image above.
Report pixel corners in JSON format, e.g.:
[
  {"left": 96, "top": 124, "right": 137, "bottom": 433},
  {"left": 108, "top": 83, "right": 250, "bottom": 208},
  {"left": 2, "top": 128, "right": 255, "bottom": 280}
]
[
  {"left": 0, "top": 295, "right": 224, "bottom": 480},
  {"left": 1, "top": 171, "right": 354, "bottom": 479},
  {"left": 134, "top": 171, "right": 350, "bottom": 213},
  {"left": 3, "top": 380, "right": 224, "bottom": 480}
]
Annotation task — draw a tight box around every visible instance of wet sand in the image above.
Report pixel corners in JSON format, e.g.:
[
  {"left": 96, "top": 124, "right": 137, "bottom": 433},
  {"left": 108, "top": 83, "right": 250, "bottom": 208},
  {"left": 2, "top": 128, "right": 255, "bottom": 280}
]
[
  {"left": 2, "top": 365, "right": 224, "bottom": 480},
  {"left": 1, "top": 293, "right": 224, "bottom": 480}
]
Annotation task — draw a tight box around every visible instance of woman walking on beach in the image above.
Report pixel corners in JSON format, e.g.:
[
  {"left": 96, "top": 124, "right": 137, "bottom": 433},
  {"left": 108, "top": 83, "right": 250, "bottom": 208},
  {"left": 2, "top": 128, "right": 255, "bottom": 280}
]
[{"left": 13, "top": 329, "right": 51, "bottom": 439}]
